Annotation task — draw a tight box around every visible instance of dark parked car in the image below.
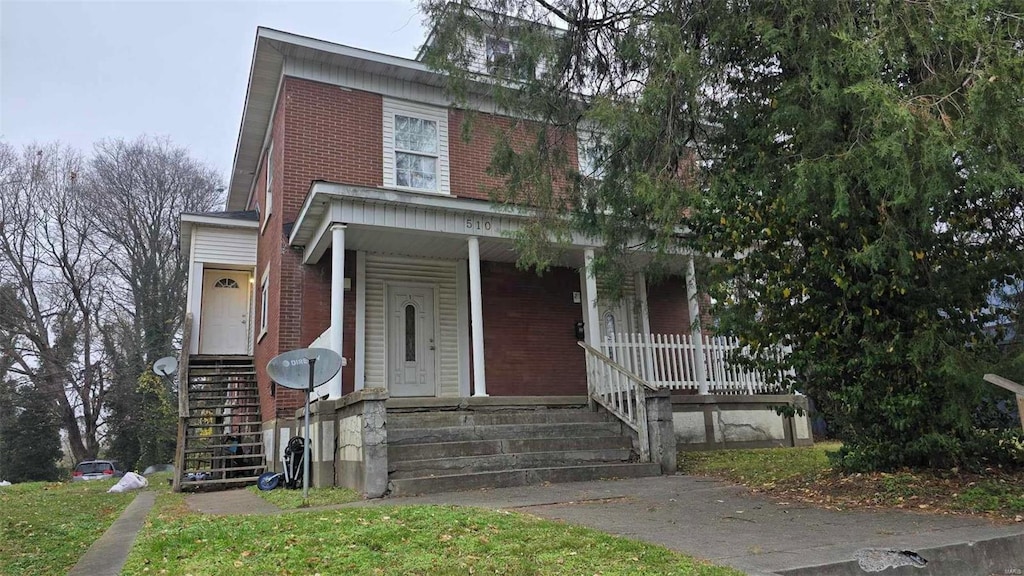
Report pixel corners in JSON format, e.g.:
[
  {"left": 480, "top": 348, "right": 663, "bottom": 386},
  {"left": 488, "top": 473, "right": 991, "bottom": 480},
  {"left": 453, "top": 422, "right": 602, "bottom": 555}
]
[{"left": 71, "top": 460, "right": 125, "bottom": 482}]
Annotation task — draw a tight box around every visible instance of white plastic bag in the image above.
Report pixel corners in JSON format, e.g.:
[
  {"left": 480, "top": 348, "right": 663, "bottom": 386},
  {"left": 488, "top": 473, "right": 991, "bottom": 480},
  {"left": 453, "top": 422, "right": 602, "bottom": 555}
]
[{"left": 107, "top": 471, "right": 148, "bottom": 493}]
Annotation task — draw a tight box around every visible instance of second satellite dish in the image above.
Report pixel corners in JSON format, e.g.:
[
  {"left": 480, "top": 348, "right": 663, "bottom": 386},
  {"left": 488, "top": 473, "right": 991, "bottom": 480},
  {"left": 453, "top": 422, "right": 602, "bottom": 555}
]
[{"left": 153, "top": 356, "right": 178, "bottom": 376}]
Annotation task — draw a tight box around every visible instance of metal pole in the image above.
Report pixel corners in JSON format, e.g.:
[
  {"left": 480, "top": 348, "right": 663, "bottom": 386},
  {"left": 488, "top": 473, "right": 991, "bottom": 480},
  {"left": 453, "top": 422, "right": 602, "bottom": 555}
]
[{"left": 303, "top": 356, "right": 316, "bottom": 504}]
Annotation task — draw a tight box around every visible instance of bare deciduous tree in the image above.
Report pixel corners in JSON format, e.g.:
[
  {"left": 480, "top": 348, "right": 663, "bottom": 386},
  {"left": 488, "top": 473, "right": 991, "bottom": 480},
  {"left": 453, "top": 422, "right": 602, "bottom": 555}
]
[{"left": 0, "top": 142, "right": 110, "bottom": 462}]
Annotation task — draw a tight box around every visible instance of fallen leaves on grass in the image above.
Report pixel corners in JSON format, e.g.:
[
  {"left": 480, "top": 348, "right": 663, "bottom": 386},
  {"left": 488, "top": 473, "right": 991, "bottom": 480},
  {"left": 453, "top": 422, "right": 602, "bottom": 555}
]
[{"left": 682, "top": 445, "right": 1024, "bottom": 522}]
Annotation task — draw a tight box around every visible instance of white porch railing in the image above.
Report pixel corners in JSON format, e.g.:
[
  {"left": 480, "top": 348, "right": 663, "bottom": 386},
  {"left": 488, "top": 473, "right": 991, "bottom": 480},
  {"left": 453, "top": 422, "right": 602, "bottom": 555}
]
[
  {"left": 579, "top": 341, "right": 653, "bottom": 461},
  {"left": 601, "top": 333, "right": 789, "bottom": 394},
  {"left": 310, "top": 328, "right": 330, "bottom": 349}
]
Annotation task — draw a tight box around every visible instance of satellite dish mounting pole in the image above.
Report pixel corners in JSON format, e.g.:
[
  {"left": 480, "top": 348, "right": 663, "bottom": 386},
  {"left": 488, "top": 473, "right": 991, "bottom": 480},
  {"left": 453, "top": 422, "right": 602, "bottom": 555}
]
[{"left": 303, "top": 356, "right": 316, "bottom": 503}]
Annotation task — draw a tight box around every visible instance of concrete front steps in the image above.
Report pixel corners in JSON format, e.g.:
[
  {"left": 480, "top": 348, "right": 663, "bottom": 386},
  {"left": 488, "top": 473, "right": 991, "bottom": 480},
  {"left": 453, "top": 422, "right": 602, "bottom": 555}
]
[{"left": 385, "top": 397, "right": 661, "bottom": 496}]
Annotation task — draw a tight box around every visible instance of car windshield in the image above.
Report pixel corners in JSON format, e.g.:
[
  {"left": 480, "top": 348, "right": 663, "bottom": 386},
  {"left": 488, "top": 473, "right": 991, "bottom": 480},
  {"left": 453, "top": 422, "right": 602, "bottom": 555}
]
[{"left": 76, "top": 462, "right": 112, "bottom": 474}]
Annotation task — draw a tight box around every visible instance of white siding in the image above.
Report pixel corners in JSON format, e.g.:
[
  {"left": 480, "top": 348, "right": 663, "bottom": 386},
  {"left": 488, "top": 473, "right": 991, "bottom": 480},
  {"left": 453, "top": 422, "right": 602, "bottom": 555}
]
[
  {"left": 382, "top": 98, "right": 451, "bottom": 195},
  {"left": 193, "top": 226, "right": 257, "bottom": 266},
  {"left": 364, "top": 254, "right": 461, "bottom": 396}
]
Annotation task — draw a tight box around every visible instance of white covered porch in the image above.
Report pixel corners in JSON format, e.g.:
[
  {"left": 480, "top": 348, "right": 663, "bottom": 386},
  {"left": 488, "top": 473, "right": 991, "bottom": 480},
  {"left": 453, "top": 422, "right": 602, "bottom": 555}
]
[{"left": 289, "top": 182, "right": 775, "bottom": 401}]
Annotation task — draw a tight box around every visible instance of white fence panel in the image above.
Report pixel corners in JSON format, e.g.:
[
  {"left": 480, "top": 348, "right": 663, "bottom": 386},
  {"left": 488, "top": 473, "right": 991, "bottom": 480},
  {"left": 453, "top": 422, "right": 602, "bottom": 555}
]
[{"left": 602, "top": 333, "right": 787, "bottom": 394}]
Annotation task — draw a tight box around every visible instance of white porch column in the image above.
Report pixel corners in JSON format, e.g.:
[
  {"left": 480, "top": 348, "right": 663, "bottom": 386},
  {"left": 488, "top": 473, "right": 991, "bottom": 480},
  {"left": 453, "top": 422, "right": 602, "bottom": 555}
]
[
  {"left": 583, "top": 249, "right": 601, "bottom": 346},
  {"left": 329, "top": 224, "right": 346, "bottom": 400},
  {"left": 468, "top": 236, "right": 487, "bottom": 396},
  {"left": 685, "top": 255, "right": 709, "bottom": 394},
  {"left": 635, "top": 271, "right": 655, "bottom": 381}
]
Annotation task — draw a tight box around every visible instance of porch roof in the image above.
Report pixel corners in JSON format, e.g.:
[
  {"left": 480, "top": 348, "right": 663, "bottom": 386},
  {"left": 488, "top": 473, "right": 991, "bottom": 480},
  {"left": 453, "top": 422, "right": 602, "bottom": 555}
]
[{"left": 288, "top": 181, "right": 600, "bottom": 265}]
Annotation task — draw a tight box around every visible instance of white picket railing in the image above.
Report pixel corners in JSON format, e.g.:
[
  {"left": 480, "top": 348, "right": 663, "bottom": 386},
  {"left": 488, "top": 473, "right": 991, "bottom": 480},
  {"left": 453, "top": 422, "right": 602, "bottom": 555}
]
[
  {"left": 601, "top": 333, "right": 789, "bottom": 394},
  {"left": 578, "top": 341, "right": 654, "bottom": 462}
]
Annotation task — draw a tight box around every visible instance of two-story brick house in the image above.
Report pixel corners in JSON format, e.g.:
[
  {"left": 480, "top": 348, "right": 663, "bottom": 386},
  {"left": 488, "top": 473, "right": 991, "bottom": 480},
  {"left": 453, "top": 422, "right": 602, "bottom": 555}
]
[{"left": 175, "top": 25, "right": 811, "bottom": 494}]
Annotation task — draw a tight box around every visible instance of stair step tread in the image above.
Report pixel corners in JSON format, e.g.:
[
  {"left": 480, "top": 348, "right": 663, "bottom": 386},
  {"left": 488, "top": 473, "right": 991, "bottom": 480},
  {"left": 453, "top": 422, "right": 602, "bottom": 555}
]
[
  {"left": 387, "top": 409, "right": 611, "bottom": 429},
  {"left": 184, "top": 441, "right": 263, "bottom": 451},
  {"left": 388, "top": 422, "right": 623, "bottom": 445},
  {"left": 185, "top": 419, "right": 262, "bottom": 424},
  {"left": 180, "top": 476, "right": 262, "bottom": 487},
  {"left": 185, "top": 431, "right": 263, "bottom": 439},
  {"left": 183, "top": 465, "right": 266, "bottom": 475},
  {"left": 388, "top": 449, "right": 634, "bottom": 478},
  {"left": 388, "top": 436, "right": 633, "bottom": 461},
  {"left": 387, "top": 462, "right": 661, "bottom": 497}
]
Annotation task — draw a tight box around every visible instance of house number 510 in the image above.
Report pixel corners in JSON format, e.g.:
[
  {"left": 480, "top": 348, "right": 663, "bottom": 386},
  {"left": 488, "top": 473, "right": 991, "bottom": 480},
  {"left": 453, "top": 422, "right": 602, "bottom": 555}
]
[{"left": 466, "top": 218, "right": 492, "bottom": 231}]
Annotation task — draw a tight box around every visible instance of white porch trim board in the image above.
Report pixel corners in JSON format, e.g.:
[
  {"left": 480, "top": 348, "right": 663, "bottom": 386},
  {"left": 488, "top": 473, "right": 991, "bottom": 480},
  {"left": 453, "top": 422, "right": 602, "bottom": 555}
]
[
  {"left": 355, "top": 250, "right": 367, "bottom": 391},
  {"left": 455, "top": 260, "right": 471, "bottom": 397}
]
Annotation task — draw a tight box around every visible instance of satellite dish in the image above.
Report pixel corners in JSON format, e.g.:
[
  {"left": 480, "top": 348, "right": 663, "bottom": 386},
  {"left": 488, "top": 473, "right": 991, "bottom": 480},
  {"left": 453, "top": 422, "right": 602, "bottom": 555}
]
[
  {"left": 153, "top": 356, "right": 178, "bottom": 376},
  {"left": 267, "top": 348, "right": 342, "bottom": 391}
]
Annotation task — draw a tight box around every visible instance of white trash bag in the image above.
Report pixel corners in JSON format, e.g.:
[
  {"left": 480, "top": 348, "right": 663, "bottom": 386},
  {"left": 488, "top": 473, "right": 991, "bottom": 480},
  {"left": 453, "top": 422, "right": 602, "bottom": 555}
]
[{"left": 108, "top": 471, "right": 148, "bottom": 493}]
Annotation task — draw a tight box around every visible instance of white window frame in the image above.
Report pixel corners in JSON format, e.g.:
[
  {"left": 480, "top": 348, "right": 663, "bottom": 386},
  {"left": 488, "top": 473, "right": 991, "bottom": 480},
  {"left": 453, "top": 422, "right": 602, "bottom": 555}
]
[
  {"left": 577, "top": 129, "right": 607, "bottom": 181},
  {"left": 258, "top": 265, "right": 270, "bottom": 342},
  {"left": 382, "top": 98, "right": 450, "bottom": 195},
  {"left": 485, "top": 35, "right": 513, "bottom": 73},
  {"left": 262, "top": 142, "right": 273, "bottom": 233}
]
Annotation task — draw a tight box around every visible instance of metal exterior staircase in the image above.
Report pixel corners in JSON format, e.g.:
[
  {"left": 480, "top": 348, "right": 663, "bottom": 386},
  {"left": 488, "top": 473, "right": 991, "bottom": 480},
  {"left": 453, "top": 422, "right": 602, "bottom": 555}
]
[{"left": 178, "top": 355, "right": 265, "bottom": 490}]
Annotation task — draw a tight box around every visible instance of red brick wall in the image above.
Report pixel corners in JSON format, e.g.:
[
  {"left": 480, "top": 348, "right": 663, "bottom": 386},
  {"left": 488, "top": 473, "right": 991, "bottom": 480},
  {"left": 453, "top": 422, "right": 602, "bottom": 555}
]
[
  {"left": 252, "top": 77, "right": 383, "bottom": 420},
  {"left": 646, "top": 275, "right": 715, "bottom": 336},
  {"left": 480, "top": 262, "right": 587, "bottom": 396},
  {"left": 252, "top": 90, "right": 287, "bottom": 421},
  {"left": 448, "top": 109, "right": 577, "bottom": 202},
  {"left": 646, "top": 276, "right": 691, "bottom": 335}
]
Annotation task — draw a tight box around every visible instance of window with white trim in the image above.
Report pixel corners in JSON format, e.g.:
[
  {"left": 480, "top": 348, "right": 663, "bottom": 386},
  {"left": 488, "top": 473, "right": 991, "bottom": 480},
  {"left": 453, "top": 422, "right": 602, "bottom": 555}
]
[
  {"left": 395, "top": 115, "right": 438, "bottom": 190},
  {"left": 383, "top": 98, "right": 450, "bottom": 194},
  {"left": 259, "top": 269, "right": 269, "bottom": 338},
  {"left": 263, "top": 142, "right": 273, "bottom": 231},
  {"left": 577, "top": 130, "right": 607, "bottom": 180}
]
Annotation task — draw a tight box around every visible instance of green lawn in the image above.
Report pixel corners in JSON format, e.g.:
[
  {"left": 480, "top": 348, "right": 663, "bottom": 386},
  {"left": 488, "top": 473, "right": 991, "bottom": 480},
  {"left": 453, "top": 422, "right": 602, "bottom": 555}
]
[
  {"left": 679, "top": 443, "right": 1024, "bottom": 519},
  {"left": 0, "top": 480, "right": 135, "bottom": 576},
  {"left": 125, "top": 495, "right": 742, "bottom": 575},
  {"left": 678, "top": 442, "right": 839, "bottom": 487}
]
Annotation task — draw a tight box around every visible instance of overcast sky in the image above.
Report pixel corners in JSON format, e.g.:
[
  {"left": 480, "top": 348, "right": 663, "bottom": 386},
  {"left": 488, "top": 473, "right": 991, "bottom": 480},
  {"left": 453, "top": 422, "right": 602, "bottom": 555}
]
[{"left": 1, "top": 0, "right": 425, "bottom": 181}]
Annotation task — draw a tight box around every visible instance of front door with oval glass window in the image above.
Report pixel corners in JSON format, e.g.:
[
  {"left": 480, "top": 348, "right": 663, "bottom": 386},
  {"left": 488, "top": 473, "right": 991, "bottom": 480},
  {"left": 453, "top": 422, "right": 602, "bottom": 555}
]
[
  {"left": 199, "top": 270, "right": 252, "bottom": 355},
  {"left": 388, "top": 285, "right": 436, "bottom": 397}
]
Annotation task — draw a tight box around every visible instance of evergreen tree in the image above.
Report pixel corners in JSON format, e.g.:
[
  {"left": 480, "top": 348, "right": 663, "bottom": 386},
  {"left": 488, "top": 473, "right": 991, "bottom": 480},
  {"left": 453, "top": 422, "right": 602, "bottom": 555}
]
[{"left": 423, "top": 0, "right": 1024, "bottom": 470}]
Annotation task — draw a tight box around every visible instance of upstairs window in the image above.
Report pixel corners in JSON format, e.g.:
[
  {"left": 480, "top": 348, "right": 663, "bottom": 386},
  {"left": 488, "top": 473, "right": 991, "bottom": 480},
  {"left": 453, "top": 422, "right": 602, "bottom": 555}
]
[
  {"left": 577, "top": 130, "right": 607, "bottom": 180},
  {"left": 383, "top": 98, "right": 450, "bottom": 194},
  {"left": 485, "top": 36, "right": 512, "bottom": 72},
  {"left": 395, "top": 115, "right": 438, "bottom": 191},
  {"left": 484, "top": 35, "right": 534, "bottom": 79}
]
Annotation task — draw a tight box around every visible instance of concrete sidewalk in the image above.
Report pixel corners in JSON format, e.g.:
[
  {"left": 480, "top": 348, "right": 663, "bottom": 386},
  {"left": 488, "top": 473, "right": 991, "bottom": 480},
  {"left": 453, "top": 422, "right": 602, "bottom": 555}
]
[
  {"left": 353, "top": 475, "right": 1024, "bottom": 576},
  {"left": 67, "top": 491, "right": 156, "bottom": 576}
]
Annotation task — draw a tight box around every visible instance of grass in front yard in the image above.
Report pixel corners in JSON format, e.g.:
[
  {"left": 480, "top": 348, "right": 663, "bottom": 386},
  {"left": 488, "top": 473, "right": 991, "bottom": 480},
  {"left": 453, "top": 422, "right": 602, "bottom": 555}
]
[
  {"left": 679, "top": 443, "right": 1024, "bottom": 521},
  {"left": 125, "top": 498, "right": 742, "bottom": 575},
  {"left": 680, "top": 442, "right": 839, "bottom": 487},
  {"left": 0, "top": 480, "right": 135, "bottom": 576},
  {"left": 247, "top": 484, "right": 361, "bottom": 509}
]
